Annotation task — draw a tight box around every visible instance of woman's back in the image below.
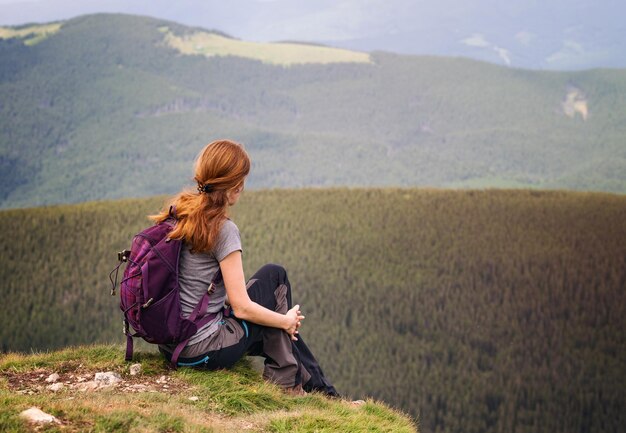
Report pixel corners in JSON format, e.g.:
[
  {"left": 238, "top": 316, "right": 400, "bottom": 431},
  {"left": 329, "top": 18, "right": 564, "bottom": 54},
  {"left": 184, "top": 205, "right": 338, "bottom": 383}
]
[{"left": 176, "top": 219, "right": 241, "bottom": 345}]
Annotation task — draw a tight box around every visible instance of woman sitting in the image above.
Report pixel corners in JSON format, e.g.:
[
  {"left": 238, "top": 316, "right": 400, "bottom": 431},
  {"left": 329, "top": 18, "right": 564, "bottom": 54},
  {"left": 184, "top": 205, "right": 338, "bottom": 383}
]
[{"left": 156, "top": 139, "right": 337, "bottom": 396}]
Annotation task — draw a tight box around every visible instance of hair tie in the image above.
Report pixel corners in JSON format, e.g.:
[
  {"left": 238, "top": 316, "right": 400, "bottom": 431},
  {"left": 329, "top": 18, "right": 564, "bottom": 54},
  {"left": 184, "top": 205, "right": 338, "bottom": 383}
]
[{"left": 198, "top": 183, "right": 214, "bottom": 194}]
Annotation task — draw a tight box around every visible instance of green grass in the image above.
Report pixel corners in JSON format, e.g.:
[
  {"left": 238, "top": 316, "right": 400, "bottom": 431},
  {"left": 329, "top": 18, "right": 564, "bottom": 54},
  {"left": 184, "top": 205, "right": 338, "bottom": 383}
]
[
  {"left": 267, "top": 402, "right": 416, "bottom": 433},
  {"left": 0, "top": 345, "right": 417, "bottom": 432}
]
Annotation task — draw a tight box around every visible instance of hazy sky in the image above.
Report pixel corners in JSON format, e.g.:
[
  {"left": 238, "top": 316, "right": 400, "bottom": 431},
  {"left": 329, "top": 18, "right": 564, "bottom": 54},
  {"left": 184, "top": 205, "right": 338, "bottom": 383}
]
[{"left": 1, "top": 0, "right": 624, "bottom": 69}]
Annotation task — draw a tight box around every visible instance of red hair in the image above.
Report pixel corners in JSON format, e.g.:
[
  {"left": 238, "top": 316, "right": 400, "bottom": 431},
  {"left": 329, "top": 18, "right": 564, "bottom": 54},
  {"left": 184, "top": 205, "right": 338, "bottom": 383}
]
[{"left": 151, "top": 139, "right": 250, "bottom": 253}]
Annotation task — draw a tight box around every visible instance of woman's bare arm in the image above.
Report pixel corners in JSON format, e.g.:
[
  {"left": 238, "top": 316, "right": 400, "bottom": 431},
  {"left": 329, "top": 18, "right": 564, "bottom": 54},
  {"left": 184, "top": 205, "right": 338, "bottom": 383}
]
[{"left": 220, "top": 251, "right": 303, "bottom": 340}]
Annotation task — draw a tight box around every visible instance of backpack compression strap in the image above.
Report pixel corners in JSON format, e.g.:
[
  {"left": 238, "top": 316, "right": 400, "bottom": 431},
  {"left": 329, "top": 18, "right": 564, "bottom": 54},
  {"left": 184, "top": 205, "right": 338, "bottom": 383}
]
[{"left": 125, "top": 333, "right": 134, "bottom": 362}]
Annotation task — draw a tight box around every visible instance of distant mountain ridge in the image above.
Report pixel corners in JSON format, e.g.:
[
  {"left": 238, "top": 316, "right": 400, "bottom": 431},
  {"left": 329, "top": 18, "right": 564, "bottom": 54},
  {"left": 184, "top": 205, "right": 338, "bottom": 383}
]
[
  {"left": 1, "top": 1, "right": 622, "bottom": 70},
  {"left": 0, "top": 13, "right": 625, "bottom": 209}
]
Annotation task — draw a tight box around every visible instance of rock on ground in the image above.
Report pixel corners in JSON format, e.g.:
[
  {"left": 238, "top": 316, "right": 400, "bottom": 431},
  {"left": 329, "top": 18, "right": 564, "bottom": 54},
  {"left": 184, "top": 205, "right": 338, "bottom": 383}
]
[
  {"left": 45, "top": 373, "right": 59, "bottom": 383},
  {"left": 47, "top": 382, "right": 64, "bottom": 392},
  {"left": 19, "top": 407, "right": 60, "bottom": 424},
  {"left": 94, "top": 371, "right": 122, "bottom": 385}
]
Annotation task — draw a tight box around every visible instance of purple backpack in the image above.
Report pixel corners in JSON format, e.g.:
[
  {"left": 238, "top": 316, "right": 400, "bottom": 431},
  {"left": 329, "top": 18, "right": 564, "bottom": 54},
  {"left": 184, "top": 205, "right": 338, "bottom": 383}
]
[{"left": 111, "top": 207, "right": 221, "bottom": 368}]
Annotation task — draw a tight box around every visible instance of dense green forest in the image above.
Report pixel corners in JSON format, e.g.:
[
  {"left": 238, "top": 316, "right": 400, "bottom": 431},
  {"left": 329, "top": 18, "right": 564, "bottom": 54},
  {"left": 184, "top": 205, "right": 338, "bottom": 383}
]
[
  {"left": 1, "top": 13, "right": 626, "bottom": 209},
  {"left": 1, "top": 188, "right": 624, "bottom": 433}
]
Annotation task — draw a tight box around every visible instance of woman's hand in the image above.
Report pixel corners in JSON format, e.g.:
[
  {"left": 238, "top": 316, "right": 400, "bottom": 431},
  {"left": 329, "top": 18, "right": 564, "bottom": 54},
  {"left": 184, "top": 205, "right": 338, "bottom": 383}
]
[{"left": 285, "top": 304, "right": 305, "bottom": 341}]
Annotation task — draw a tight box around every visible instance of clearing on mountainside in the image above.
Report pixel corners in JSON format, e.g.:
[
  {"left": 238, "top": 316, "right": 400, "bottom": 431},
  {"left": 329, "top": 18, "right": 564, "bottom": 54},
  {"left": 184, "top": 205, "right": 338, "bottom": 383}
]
[
  {"left": 0, "top": 23, "right": 62, "bottom": 46},
  {"left": 162, "top": 29, "right": 372, "bottom": 66}
]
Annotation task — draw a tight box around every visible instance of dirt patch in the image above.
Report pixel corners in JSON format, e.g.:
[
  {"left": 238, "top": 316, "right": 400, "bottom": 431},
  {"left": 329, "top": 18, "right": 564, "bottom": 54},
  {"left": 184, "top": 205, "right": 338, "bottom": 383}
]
[
  {"left": 1, "top": 366, "right": 189, "bottom": 395},
  {"left": 562, "top": 87, "right": 589, "bottom": 120}
]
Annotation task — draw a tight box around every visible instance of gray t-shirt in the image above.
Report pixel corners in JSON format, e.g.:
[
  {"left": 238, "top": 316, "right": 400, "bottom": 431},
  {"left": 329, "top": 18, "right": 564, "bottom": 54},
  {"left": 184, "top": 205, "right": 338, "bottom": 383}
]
[{"left": 177, "top": 219, "right": 242, "bottom": 346}]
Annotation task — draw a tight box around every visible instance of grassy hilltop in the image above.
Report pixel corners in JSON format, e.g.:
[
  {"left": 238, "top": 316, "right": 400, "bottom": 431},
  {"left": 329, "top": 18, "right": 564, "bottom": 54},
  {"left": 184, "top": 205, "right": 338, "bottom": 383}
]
[
  {"left": 1, "top": 14, "right": 626, "bottom": 209},
  {"left": 0, "top": 345, "right": 416, "bottom": 432},
  {"left": 1, "top": 188, "right": 625, "bottom": 433}
]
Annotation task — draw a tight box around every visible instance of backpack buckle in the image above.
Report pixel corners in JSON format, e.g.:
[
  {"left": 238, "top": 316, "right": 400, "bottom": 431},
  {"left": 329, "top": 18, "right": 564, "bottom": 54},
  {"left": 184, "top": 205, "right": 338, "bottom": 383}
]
[
  {"left": 207, "top": 283, "right": 215, "bottom": 295},
  {"left": 117, "top": 249, "right": 131, "bottom": 262}
]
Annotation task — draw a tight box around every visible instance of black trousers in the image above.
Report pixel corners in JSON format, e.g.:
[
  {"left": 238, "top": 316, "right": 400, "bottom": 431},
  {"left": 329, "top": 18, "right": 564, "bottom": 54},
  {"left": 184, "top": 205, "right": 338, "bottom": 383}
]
[{"left": 179, "top": 264, "right": 338, "bottom": 396}]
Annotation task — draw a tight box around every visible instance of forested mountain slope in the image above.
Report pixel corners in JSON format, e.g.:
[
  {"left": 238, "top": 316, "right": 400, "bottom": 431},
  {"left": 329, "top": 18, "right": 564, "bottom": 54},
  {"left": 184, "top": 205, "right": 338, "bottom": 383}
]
[
  {"left": 1, "top": 14, "right": 625, "bottom": 209},
  {"left": 1, "top": 188, "right": 624, "bottom": 433}
]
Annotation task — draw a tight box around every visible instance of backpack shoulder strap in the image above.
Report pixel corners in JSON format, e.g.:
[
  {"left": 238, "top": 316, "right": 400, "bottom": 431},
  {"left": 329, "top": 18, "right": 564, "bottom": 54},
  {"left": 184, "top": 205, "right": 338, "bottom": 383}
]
[{"left": 170, "top": 268, "right": 224, "bottom": 369}]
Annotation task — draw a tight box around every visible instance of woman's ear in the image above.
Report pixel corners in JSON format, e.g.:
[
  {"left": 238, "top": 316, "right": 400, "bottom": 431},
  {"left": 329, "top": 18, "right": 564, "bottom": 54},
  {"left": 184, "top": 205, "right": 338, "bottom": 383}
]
[{"left": 226, "top": 187, "right": 239, "bottom": 206}]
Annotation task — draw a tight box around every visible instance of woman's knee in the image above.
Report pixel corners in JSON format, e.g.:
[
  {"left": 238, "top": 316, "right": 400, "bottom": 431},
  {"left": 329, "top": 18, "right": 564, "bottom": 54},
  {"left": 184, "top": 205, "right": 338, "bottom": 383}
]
[{"left": 258, "top": 263, "right": 287, "bottom": 281}]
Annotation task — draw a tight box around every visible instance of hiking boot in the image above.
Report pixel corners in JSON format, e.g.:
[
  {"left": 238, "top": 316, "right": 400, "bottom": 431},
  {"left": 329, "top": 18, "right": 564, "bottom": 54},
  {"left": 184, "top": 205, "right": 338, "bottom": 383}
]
[{"left": 284, "top": 383, "right": 307, "bottom": 396}]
